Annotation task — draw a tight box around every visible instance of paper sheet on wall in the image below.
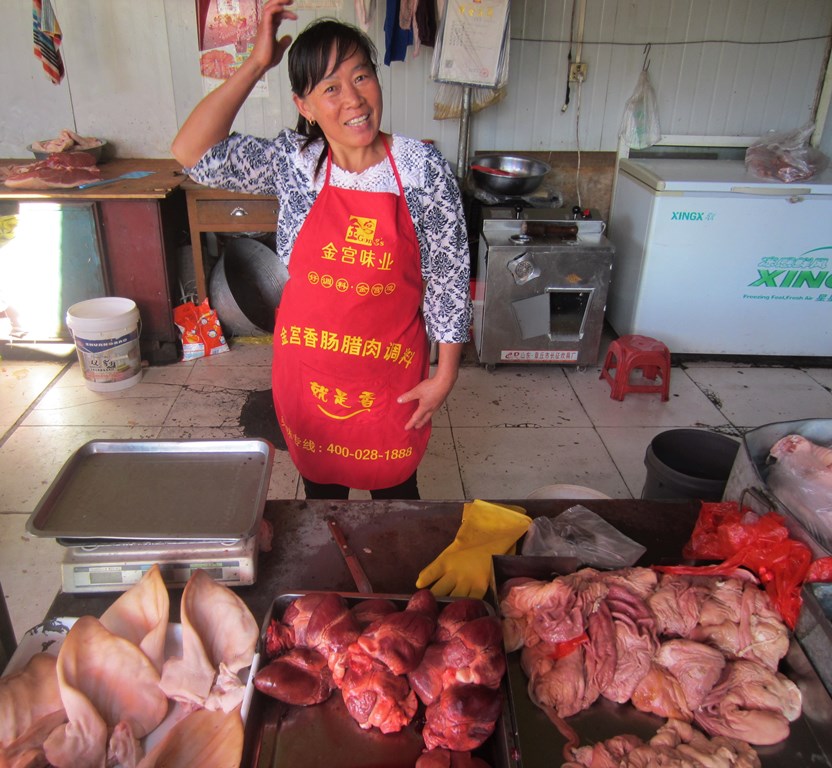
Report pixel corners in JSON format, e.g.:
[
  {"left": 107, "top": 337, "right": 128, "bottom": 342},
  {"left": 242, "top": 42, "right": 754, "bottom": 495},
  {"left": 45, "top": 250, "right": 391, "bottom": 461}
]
[
  {"left": 432, "top": 0, "right": 510, "bottom": 87},
  {"left": 196, "top": 0, "right": 268, "bottom": 97}
]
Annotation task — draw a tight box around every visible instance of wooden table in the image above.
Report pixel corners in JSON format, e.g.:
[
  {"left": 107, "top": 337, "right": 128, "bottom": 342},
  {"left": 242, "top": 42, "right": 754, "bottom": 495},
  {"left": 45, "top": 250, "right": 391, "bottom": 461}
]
[
  {"left": 181, "top": 179, "right": 278, "bottom": 301},
  {"left": 1, "top": 158, "right": 188, "bottom": 364}
]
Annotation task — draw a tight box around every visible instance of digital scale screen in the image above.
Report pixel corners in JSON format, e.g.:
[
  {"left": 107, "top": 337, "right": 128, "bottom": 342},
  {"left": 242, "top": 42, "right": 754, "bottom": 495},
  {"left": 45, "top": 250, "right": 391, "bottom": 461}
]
[{"left": 61, "top": 537, "right": 257, "bottom": 593}]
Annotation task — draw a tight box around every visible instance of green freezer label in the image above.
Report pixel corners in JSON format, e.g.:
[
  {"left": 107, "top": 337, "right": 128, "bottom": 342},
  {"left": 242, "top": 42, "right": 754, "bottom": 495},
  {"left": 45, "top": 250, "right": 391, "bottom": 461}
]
[{"left": 744, "top": 247, "right": 832, "bottom": 303}]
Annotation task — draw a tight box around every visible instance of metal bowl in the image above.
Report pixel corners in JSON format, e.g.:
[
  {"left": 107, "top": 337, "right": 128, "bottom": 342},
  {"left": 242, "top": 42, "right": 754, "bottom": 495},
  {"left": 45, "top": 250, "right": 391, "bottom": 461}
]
[
  {"left": 470, "top": 154, "right": 551, "bottom": 196},
  {"left": 27, "top": 140, "right": 107, "bottom": 163}
]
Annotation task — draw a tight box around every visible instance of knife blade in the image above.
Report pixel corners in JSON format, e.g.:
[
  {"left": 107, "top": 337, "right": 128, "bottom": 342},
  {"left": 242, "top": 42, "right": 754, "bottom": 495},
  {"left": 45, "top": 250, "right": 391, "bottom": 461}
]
[{"left": 326, "top": 518, "right": 373, "bottom": 593}]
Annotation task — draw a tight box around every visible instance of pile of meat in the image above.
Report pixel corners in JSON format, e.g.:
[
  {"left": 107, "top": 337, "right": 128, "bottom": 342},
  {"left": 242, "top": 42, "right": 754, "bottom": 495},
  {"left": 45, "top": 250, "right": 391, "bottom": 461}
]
[
  {"left": 500, "top": 566, "right": 800, "bottom": 765},
  {"left": 2, "top": 152, "right": 101, "bottom": 190},
  {"left": 254, "top": 590, "right": 505, "bottom": 765},
  {"left": 564, "top": 718, "right": 760, "bottom": 768},
  {"left": 767, "top": 433, "right": 832, "bottom": 548},
  {"left": 30, "top": 129, "right": 104, "bottom": 155},
  {"left": 0, "top": 564, "right": 258, "bottom": 768}
]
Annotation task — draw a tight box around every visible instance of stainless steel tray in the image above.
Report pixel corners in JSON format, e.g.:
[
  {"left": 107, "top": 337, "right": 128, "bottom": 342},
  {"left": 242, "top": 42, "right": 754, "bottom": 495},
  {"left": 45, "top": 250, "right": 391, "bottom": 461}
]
[
  {"left": 493, "top": 557, "right": 832, "bottom": 767},
  {"left": 26, "top": 439, "right": 274, "bottom": 541},
  {"left": 242, "top": 592, "right": 517, "bottom": 768}
]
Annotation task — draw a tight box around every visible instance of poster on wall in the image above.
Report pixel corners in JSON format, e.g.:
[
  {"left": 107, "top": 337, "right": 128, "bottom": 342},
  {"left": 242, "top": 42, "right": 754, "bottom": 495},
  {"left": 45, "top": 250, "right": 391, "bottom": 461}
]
[
  {"left": 197, "top": 0, "right": 267, "bottom": 96},
  {"left": 432, "top": 0, "right": 510, "bottom": 87},
  {"left": 294, "top": 0, "right": 342, "bottom": 7}
]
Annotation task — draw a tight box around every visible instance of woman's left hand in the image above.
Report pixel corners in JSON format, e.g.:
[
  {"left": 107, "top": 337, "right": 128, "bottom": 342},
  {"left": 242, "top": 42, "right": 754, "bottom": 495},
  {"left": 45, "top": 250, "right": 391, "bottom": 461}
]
[
  {"left": 397, "top": 376, "right": 455, "bottom": 431},
  {"left": 397, "top": 342, "right": 463, "bottom": 431}
]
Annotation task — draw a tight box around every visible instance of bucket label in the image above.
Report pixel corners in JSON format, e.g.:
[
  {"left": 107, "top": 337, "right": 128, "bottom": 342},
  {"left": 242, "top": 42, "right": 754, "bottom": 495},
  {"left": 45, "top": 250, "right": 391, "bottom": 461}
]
[{"left": 73, "top": 329, "right": 141, "bottom": 383}]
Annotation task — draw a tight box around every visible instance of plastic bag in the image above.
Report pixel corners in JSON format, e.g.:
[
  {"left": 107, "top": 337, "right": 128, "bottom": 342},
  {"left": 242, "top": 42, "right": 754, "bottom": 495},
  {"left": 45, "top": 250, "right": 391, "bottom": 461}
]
[
  {"left": 618, "top": 70, "right": 661, "bottom": 150},
  {"left": 745, "top": 122, "right": 829, "bottom": 183},
  {"left": 520, "top": 505, "right": 646, "bottom": 569},
  {"left": 173, "top": 298, "right": 229, "bottom": 361},
  {"left": 661, "top": 501, "right": 813, "bottom": 629}
]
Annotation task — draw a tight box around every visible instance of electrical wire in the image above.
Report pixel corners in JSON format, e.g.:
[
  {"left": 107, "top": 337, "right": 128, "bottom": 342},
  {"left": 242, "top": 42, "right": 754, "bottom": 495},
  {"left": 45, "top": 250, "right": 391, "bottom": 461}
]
[{"left": 574, "top": 77, "right": 582, "bottom": 210}]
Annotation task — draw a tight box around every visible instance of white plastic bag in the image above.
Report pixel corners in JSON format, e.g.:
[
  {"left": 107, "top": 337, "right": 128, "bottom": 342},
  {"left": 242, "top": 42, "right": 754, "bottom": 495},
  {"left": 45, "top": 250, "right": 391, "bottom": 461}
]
[
  {"left": 520, "top": 505, "right": 646, "bottom": 569},
  {"left": 619, "top": 70, "right": 661, "bottom": 150}
]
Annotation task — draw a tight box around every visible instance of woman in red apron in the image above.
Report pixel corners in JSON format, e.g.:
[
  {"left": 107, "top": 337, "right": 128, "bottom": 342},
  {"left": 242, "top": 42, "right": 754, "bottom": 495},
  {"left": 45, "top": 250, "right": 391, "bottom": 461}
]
[
  {"left": 272, "top": 135, "right": 431, "bottom": 494},
  {"left": 172, "top": 3, "right": 470, "bottom": 499}
]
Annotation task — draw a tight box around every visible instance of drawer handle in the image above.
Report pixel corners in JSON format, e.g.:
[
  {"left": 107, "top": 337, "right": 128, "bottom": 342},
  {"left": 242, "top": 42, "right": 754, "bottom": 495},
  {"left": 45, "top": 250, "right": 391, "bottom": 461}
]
[{"left": 230, "top": 207, "right": 249, "bottom": 217}]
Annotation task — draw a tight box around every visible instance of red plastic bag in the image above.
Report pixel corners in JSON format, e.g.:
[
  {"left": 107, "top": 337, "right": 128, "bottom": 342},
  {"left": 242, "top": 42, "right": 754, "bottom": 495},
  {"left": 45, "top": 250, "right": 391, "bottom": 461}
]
[
  {"left": 658, "top": 501, "right": 812, "bottom": 629},
  {"left": 173, "top": 298, "right": 229, "bottom": 361}
]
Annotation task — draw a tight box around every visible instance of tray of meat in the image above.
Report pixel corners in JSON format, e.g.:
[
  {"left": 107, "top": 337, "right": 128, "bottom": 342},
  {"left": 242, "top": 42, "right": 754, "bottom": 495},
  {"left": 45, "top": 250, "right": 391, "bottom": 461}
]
[
  {"left": 724, "top": 418, "right": 832, "bottom": 559},
  {"left": 492, "top": 555, "right": 832, "bottom": 767},
  {"left": 241, "top": 591, "right": 517, "bottom": 768}
]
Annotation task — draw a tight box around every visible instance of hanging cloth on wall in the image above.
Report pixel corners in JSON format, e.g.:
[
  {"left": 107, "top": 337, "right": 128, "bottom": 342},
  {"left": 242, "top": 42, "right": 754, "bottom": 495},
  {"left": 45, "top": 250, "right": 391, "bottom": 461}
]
[
  {"left": 32, "top": 0, "right": 64, "bottom": 84},
  {"left": 355, "top": 0, "right": 377, "bottom": 32},
  {"left": 384, "top": 0, "right": 412, "bottom": 65},
  {"left": 414, "top": 0, "right": 437, "bottom": 48}
]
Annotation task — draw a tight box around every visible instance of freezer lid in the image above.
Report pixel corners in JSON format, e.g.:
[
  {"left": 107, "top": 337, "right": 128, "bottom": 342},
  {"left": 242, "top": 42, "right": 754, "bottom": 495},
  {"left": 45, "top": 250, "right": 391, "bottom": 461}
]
[{"left": 618, "top": 157, "right": 832, "bottom": 194}]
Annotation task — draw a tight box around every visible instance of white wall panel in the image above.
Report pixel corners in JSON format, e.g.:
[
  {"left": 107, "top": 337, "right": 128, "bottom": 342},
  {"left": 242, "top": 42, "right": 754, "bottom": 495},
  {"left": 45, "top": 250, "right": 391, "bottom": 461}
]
[
  {"left": 1, "top": 0, "right": 830, "bottom": 167},
  {"left": 53, "top": 0, "right": 180, "bottom": 158},
  {"left": 0, "top": 2, "right": 74, "bottom": 157}
]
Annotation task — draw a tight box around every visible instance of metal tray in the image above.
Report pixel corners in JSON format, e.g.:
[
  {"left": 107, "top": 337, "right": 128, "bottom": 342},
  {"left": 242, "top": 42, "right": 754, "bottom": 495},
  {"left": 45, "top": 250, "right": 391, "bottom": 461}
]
[
  {"left": 493, "top": 557, "right": 832, "bottom": 767},
  {"left": 26, "top": 439, "right": 274, "bottom": 541},
  {"left": 242, "top": 592, "right": 517, "bottom": 768}
]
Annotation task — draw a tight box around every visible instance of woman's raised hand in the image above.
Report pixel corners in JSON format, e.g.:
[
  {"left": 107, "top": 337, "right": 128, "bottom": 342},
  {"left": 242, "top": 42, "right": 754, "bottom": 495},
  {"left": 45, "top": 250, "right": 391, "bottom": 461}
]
[{"left": 250, "top": 0, "right": 298, "bottom": 73}]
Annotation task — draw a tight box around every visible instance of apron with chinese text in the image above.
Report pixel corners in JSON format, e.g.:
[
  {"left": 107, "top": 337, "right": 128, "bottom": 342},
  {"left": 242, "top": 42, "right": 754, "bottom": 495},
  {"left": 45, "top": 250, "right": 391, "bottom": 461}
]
[{"left": 272, "top": 138, "right": 430, "bottom": 489}]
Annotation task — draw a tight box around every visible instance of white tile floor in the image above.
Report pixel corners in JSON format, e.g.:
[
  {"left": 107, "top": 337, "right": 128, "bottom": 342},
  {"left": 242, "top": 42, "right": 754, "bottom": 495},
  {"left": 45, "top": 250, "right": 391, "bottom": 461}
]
[{"left": 1, "top": 332, "right": 831, "bottom": 641}]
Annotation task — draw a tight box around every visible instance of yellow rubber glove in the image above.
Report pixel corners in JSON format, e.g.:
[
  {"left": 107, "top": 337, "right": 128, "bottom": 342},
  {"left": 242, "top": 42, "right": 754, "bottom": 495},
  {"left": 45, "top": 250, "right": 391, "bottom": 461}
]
[{"left": 415, "top": 500, "right": 532, "bottom": 599}]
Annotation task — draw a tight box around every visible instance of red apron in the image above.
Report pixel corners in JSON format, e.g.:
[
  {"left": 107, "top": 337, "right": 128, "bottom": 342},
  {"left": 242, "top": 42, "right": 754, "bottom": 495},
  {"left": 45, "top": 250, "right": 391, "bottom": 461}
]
[{"left": 272, "top": 138, "right": 430, "bottom": 489}]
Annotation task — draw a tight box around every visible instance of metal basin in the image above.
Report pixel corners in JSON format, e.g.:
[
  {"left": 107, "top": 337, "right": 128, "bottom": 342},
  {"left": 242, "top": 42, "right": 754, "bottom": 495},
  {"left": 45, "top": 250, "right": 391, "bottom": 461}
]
[{"left": 471, "top": 154, "right": 551, "bottom": 196}]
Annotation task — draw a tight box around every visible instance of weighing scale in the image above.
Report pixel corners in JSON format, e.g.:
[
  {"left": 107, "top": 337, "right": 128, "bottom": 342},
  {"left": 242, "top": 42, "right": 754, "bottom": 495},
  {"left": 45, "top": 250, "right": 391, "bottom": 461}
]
[
  {"left": 60, "top": 535, "right": 258, "bottom": 593},
  {"left": 27, "top": 438, "right": 274, "bottom": 594}
]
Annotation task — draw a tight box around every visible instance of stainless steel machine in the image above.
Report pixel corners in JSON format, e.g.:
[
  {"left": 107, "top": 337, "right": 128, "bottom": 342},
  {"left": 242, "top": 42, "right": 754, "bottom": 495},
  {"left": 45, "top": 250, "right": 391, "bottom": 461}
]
[{"left": 472, "top": 208, "right": 614, "bottom": 368}]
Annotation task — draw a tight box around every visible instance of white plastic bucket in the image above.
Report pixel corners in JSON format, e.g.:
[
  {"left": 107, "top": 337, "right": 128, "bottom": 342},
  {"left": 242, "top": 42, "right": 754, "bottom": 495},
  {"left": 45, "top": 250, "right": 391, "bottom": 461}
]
[{"left": 66, "top": 297, "right": 142, "bottom": 392}]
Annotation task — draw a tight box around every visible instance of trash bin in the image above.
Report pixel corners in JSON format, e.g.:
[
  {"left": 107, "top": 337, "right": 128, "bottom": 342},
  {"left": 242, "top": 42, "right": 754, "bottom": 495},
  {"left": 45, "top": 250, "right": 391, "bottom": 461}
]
[{"left": 642, "top": 429, "right": 740, "bottom": 501}]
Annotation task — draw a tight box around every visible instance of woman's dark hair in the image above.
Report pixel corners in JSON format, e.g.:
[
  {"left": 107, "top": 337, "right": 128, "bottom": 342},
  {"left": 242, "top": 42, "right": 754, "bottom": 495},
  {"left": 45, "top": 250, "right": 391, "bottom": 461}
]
[{"left": 288, "top": 18, "right": 379, "bottom": 161}]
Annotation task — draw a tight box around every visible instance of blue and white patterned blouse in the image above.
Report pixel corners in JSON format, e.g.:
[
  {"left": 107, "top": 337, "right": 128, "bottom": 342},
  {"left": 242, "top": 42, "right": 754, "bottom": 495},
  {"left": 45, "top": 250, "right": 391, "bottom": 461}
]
[{"left": 186, "top": 130, "right": 472, "bottom": 344}]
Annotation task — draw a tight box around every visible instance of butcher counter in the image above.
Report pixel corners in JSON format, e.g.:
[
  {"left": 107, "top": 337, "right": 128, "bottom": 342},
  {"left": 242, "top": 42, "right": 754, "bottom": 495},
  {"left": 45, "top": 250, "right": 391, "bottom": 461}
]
[
  {"left": 35, "top": 498, "right": 832, "bottom": 766},
  {"left": 46, "top": 498, "right": 700, "bottom": 621}
]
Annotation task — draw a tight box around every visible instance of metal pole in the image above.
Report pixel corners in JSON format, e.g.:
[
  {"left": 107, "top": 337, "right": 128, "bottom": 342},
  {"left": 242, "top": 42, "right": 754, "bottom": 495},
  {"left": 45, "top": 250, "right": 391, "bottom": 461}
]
[{"left": 456, "top": 85, "right": 473, "bottom": 181}]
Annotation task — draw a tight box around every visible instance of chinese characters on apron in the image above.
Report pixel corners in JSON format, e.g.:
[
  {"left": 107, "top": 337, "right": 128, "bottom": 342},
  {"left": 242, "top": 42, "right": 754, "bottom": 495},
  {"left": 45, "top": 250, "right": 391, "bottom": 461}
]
[{"left": 272, "top": 138, "right": 431, "bottom": 489}]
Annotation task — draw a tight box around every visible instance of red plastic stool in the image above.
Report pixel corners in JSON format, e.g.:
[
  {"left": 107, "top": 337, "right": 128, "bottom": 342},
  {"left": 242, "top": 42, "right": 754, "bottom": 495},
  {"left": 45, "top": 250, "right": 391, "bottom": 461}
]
[{"left": 599, "top": 334, "right": 671, "bottom": 401}]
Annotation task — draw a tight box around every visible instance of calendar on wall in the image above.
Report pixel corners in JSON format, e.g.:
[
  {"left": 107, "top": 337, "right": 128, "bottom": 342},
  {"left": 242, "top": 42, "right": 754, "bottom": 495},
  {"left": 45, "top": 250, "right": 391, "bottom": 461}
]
[{"left": 431, "top": 0, "right": 511, "bottom": 87}]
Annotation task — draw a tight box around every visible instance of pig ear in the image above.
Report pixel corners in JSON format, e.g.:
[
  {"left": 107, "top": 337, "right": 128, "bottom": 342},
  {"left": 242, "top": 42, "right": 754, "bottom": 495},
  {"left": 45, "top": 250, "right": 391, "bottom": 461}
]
[
  {"left": 45, "top": 616, "right": 169, "bottom": 767},
  {"left": 100, "top": 564, "right": 169, "bottom": 673},
  {"left": 136, "top": 707, "right": 244, "bottom": 768},
  {"left": 160, "top": 569, "right": 259, "bottom": 710}
]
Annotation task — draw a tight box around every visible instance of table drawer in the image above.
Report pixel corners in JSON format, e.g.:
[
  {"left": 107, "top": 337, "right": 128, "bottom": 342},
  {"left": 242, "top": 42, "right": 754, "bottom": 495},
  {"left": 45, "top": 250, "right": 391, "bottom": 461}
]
[{"left": 193, "top": 199, "right": 278, "bottom": 228}]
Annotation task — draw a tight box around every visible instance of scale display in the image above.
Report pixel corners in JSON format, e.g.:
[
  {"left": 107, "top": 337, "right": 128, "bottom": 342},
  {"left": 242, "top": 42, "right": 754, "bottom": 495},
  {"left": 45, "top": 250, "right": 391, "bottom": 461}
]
[{"left": 61, "top": 536, "right": 257, "bottom": 593}]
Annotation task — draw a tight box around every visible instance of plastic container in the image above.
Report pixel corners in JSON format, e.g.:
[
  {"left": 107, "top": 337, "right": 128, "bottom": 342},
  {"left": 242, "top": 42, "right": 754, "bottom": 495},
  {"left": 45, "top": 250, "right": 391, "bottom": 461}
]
[
  {"left": 641, "top": 428, "right": 740, "bottom": 501},
  {"left": 527, "top": 484, "right": 612, "bottom": 500},
  {"left": 66, "top": 297, "right": 142, "bottom": 392},
  {"left": 209, "top": 237, "right": 287, "bottom": 337}
]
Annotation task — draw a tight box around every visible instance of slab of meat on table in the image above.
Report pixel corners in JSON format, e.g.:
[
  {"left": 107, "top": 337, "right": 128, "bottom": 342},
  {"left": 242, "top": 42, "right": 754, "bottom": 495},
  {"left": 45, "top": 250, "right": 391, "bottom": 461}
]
[{"left": 4, "top": 152, "right": 101, "bottom": 189}]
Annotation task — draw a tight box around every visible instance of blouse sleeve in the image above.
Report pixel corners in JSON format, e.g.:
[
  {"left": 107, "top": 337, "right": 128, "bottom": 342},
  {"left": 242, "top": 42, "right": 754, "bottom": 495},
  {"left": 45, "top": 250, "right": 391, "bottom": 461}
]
[
  {"left": 184, "top": 131, "right": 304, "bottom": 198},
  {"left": 410, "top": 143, "right": 473, "bottom": 345}
]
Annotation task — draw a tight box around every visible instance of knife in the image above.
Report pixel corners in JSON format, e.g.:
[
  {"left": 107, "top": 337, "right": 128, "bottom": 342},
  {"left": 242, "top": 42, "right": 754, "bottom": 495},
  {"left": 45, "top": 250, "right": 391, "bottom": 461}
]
[
  {"left": 326, "top": 518, "right": 374, "bottom": 593},
  {"left": 77, "top": 171, "right": 154, "bottom": 190}
]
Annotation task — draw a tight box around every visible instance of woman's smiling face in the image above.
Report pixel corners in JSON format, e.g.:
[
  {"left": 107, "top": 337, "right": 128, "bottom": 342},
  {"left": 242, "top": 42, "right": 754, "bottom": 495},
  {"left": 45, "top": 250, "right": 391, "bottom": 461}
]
[{"left": 293, "top": 45, "right": 383, "bottom": 163}]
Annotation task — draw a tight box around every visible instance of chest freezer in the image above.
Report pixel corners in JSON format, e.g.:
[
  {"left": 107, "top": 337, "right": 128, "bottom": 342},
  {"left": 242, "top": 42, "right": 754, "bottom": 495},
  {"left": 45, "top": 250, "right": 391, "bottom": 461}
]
[{"left": 606, "top": 158, "right": 832, "bottom": 356}]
